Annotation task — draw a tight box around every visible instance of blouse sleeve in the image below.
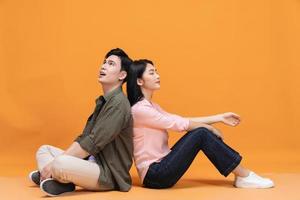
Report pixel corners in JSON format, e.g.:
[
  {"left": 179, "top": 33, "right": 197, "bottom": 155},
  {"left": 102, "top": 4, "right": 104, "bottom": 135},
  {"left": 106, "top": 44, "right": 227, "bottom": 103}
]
[{"left": 132, "top": 104, "right": 189, "bottom": 132}]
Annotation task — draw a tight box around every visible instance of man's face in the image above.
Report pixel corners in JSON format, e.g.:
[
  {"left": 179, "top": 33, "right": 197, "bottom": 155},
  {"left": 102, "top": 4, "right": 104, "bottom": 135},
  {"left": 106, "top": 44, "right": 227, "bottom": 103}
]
[{"left": 98, "top": 55, "right": 126, "bottom": 85}]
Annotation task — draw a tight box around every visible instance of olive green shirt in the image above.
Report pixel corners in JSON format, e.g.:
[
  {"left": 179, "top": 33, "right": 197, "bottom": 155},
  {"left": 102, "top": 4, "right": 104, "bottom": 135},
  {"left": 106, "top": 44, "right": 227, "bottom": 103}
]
[{"left": 74, "top": 87, "right": 133, "bottom": 191}]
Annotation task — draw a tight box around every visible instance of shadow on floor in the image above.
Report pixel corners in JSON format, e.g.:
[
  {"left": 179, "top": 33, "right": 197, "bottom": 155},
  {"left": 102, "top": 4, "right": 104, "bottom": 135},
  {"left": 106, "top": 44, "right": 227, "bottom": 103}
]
[{"left": 131, "top": 177, "right": 233, "bottom": 189}]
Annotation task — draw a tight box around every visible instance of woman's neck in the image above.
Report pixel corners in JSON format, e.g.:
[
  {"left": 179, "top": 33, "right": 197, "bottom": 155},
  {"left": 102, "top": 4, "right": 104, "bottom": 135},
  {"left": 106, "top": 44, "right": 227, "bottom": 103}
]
[{"left": 141, "top": 88, "right": 153, "bottom": 102}]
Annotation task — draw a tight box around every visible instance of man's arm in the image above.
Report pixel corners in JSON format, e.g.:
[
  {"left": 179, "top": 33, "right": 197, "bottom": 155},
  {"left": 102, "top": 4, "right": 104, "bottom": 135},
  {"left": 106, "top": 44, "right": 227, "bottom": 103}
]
[
  {"left": 40, "top": 142, "right": 89, "bottom": 181},
  {"left": 40, "top": 112, "right": 94, "bottom": 181},
  {"left": 76, "top": 104, "right": 125, "bottom": 156},
  {"left": 62, "top": 142, "right": 89, "bottom": 158}
]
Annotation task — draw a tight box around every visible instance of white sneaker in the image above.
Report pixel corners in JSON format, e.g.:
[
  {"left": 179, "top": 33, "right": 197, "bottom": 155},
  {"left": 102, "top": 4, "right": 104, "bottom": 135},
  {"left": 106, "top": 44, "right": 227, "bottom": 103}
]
[{"left": 234, "top": 171, "right": 274, "bottom": 188}]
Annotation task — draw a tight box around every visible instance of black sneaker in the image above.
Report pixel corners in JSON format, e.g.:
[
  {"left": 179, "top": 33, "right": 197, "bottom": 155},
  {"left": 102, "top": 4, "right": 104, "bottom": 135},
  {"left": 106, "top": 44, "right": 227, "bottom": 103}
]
[
  {"left": 28, "top": 170, "right": 41, "bottom": 186},
  {"left": 40, "top": 178, "right": 76, "bottom": 196}
]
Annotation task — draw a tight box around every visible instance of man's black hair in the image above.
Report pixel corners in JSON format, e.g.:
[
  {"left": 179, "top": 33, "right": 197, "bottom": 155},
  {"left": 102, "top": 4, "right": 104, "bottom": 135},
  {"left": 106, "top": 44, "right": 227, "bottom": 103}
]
[{"left": 105, "top": 48, "right": 133, "bottom": 83}]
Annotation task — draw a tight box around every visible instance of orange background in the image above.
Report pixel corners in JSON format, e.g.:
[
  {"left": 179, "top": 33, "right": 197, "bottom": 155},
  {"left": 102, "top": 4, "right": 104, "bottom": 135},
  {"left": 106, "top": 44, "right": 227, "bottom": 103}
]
[{"left": 0, "top": 0, "right": 299, "bottom": 178}]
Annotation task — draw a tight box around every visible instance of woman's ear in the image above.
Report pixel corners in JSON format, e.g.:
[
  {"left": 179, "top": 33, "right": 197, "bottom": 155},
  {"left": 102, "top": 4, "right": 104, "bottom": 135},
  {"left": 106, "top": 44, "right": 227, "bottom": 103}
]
[
  {"left": 119, "top": 71, "right": 127, "bottom": 81},
  {"left": 137, "top": 78, "right": 144, "bottom": 86}
]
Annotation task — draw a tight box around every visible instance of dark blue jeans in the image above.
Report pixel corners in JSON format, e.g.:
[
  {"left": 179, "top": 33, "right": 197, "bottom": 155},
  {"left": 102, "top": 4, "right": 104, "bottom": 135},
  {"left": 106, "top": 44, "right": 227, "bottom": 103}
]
[{"left": 143, "top": 127, "right": 242, "bottom": 189}]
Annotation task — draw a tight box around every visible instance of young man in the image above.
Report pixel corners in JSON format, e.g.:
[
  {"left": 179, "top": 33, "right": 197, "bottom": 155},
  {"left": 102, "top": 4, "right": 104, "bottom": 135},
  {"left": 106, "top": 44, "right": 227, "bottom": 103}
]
[{"left": 29, "top": 48, "right": 133, "bottom": 196}]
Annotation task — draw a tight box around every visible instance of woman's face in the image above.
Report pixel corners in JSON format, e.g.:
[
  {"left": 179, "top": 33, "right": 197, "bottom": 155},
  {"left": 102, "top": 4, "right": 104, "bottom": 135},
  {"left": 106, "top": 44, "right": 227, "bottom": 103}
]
[{"left": 138, "top": 63, "right": 160, "bottom": 91}]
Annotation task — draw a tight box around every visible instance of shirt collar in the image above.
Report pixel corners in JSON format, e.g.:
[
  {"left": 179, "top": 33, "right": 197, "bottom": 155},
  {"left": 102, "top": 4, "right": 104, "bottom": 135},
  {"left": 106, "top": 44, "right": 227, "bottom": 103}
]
[{"left": 95, "top": 86, "right": 123, "bottom": 104}]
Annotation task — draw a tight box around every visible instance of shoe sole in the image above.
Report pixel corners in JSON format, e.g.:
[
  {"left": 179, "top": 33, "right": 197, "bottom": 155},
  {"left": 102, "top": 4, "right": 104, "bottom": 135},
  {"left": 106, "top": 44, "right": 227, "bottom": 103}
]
[
  {"left": 40, "top": 178, "right": 75, "bottom": 197},
  {"left": 234, "top": 182, "right": 275, "bottom": 189}
]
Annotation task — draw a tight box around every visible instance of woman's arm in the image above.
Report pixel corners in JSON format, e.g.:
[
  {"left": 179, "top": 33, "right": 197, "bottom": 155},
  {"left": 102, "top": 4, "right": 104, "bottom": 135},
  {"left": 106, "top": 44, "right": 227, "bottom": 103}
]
[
  {"left": 186, "top": 115, "right": 222, "bottom": 125},
  {"left": 132, "top": 104, "right": 190, "bottom": 132},
  {"left": 187, "top": 120, "right": 224, "bottom": 139},
  {"left": 187, "top": 112, "right": 241, "bottom": 127},
  {"left": 187, "top": 120, "right": 212, "bottom": 131}
]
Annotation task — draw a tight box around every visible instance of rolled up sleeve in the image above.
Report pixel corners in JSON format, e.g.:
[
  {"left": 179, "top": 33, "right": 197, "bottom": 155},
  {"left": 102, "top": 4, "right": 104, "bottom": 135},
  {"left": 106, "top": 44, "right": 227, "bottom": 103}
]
[
  {"left": 74, "top": 113, "right": 94, "bottom": 143},
  {"left": 77, "top": 104, "right": 126, "bottom": 156}
]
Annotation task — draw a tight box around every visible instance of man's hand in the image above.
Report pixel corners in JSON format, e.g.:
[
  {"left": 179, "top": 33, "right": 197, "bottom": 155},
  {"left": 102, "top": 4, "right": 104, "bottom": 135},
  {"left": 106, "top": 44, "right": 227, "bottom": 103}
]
[
  {"left": 218, "top": 112, "right": 241, "bottom": 127},
  {"left": 40, "top": 161, "right": 53, "bottom": 181}
]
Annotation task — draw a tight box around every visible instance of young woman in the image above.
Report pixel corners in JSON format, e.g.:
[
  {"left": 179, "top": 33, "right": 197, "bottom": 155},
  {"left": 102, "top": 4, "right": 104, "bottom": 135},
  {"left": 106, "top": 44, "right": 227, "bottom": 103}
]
[{"left": 126, "top": 59, "right": 274, "bottom": 189}]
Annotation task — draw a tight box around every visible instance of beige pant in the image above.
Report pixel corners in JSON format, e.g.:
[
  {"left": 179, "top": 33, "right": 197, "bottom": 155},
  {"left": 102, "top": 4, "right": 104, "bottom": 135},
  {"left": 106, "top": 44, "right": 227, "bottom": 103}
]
[{"left": 36, "top": 144, "right": 108, "bottom": 191}]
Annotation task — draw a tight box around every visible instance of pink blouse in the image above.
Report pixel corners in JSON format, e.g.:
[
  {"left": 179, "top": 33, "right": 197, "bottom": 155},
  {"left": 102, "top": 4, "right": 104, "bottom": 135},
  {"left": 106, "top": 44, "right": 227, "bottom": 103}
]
[{"left": 131, "top": 99, "right": 190, "bottom": 183}]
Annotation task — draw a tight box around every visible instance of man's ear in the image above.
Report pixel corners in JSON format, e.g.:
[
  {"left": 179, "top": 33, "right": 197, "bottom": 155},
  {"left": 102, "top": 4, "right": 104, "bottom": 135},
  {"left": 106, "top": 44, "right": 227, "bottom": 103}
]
[
  {"left": 137, "top": 78, "right": 143, "bottom": 86},
  {"left": 119, "top": 71, "right": 127, "bottom": 81}
]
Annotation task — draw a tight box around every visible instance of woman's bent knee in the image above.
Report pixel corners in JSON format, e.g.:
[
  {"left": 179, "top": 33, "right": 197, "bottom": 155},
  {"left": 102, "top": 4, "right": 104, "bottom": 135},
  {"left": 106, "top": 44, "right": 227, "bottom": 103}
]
[
  {"left": 189, "top": 127, "right": 213, "bottom": 138},
  {"left": 192, "top": 127, "right": 211, "bottom": 133}
]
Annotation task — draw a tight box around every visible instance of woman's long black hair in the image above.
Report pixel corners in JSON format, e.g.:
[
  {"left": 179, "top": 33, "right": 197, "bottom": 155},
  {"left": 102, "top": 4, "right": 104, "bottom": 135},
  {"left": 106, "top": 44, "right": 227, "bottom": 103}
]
[{"left": 126, "top": 59, "right": 154, "bottom": 106}]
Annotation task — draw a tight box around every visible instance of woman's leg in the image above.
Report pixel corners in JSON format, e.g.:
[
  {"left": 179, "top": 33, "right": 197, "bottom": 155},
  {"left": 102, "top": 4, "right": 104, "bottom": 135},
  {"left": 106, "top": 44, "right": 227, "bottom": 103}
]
[
  {"left": 143, "top": 127, "right": 242, "bottom": 188},
  {"left": 232, "top": 164, "right": 250, "bottom": 177}
]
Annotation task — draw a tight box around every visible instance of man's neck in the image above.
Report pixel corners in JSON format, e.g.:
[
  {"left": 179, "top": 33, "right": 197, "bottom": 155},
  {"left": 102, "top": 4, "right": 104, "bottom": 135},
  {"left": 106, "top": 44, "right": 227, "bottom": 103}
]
[{"left": 102, "top": 83, "right": 122, "bottom": 95}]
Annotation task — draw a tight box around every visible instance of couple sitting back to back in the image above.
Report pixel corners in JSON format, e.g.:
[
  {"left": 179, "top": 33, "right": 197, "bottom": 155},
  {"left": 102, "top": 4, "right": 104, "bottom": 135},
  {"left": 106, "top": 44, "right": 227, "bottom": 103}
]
[{"left": 29, "top": 48, "right": 274, "bottom": 197}]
